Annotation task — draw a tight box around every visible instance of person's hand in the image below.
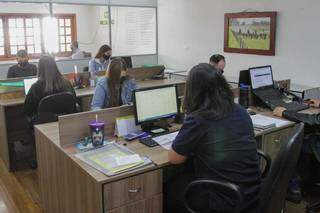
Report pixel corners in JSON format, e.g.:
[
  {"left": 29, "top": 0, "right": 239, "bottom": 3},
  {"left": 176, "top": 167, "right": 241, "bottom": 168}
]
[
  {"left": 307, "top": 99, "right": 320, "bottom": 108},
  {"left": 273, "top": 107, "right": 287, "bottom": 117}
]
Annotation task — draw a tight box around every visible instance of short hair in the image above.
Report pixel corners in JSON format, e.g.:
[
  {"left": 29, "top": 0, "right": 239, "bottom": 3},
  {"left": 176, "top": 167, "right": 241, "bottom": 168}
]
[
  {"left": 16, "top": 50, "right": 28, "bottom": 58},
  {"left": 210, "top": 54, "right": 225, "bottom": 64},
  {"left": 183, "top": 63, "right": 234, "bottom": 119},
  {"left": 72, "top": 41, "right": 79, "bottom": 48}
]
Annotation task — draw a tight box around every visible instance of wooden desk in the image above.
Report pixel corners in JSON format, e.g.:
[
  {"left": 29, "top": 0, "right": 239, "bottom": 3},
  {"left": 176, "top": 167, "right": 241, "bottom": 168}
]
[
  {"left": 0, "top": 78, "right": 186, "bottom": 171},
  {"left": 35, "top": 104, "right": 308, "bottom": 213}
]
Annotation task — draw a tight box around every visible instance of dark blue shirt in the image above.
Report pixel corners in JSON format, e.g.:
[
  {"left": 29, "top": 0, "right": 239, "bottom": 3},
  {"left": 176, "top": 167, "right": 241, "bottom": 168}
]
[{"left": 172, "top": 104, "right": 261, "bottom": 211}]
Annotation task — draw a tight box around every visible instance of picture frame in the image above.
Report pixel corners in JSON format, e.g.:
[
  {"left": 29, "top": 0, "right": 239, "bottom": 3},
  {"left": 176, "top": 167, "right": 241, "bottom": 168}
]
[{"left": 224, "top": 12, "right": 277, "bottom": 56}]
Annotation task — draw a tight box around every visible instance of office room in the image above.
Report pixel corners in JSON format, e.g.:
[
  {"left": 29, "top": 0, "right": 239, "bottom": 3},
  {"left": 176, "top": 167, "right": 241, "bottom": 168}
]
[{"left": 0, "top": 0, "right": 319, "bottom": 212}]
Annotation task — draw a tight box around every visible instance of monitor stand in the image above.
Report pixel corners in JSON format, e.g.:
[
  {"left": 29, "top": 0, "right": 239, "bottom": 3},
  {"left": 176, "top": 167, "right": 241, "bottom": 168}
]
[{"left": 141, "top": 120, "right": 171, "bottom": 136}]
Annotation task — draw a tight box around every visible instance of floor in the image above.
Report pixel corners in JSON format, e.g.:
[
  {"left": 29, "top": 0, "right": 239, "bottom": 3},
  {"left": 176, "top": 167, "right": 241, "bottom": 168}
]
[{"left": 0, "top": 157, "right": 318, "bottom": 213}]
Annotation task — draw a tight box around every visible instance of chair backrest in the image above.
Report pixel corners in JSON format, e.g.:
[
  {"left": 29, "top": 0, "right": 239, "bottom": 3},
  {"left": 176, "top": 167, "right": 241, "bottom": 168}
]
[
  {"left": 303, "top": 87, "right": 320, "bottom": 100},
  {"left": 184, "top": 179, "right": 243, "bottom": 213},
  {"left": 259, "top": 123, "right": 304, "bottom": 213},
  {"left": 37, "top": 92, "right": 77, "bottom": 124}
]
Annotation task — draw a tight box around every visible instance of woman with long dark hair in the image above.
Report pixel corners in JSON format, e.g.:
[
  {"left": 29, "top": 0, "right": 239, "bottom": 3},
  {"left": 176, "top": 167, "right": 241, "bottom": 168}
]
[
  {"left": 165, "top": 63, "right": 261, "bottom": 213},
  {"left": 89, "top": 44, "right": 112, "bottom": 74},
  {"left": 91, "top": 57, "right": 137, "bottom": 110},
  {"left": 24, "top": 55, "right": 76, "bottom": 119}
]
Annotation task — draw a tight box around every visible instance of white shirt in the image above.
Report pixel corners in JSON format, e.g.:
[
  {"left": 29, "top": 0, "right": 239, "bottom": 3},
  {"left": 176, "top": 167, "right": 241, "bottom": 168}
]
[{"left": 71, "top": 48, "right": 85, "bottom": 59}]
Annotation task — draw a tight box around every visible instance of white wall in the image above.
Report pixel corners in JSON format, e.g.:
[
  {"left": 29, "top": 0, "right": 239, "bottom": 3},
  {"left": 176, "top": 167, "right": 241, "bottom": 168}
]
[{"left": 158, "top": 0, "right": 320, "bottom": 87}]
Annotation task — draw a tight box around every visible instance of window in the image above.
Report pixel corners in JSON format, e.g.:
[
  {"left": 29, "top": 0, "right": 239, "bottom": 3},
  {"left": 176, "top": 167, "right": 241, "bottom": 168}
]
[
  {"left": 0, "top": 14, "right": 76, "bottom": 60},
  {"left": 58, "top": 17, "right": 73, "bottom": 53},
  {"left": 0, "top": 19, "right": 4, "bottom": 56}
]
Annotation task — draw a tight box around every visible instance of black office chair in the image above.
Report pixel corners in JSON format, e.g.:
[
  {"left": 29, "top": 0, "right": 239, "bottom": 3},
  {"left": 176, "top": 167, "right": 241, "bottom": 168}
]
[
  {"left": 183, "top": 151, "right": 271, "bottom": 213},
  {"left": 35, "top": 92, "right": 78, "bottom": 124},
  {"left": 259, "top": 123, "right": 304, "bottom": 213},
  {"left": 28, "top": 92, "right": 78, "bottom": 169},
  {"left": 83, "top": 66, "right": 89, "bottom": 72}
]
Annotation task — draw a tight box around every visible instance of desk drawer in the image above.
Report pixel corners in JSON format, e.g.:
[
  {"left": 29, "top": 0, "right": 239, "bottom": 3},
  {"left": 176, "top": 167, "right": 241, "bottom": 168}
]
[
  {"left": 103, "top": 170, "right": 162, "bottom": 210},
  {"left": 262, "top": 127, "right": 293, "bottom": 160},
  {"left": 107, "top": 194, "right": 162, "bottom": 213}
]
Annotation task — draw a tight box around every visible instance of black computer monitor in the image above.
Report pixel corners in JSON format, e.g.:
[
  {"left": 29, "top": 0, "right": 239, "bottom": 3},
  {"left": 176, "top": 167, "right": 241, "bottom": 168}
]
[
  {"left": 133, "top": 85, "right": 179, "bottom": 133},
  {"left": 111, "top": 56, "right": 133, "bottom": 68}
]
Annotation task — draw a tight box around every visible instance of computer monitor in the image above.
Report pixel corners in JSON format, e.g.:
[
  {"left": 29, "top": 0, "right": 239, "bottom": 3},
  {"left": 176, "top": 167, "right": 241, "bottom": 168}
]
[
  {"left": 24, "top": 77, "right": 38, "bottom": 95},
  {"left": 133, "top": 85, "right": 179, "bottom": 131},
  {"left": 111, "top": 56, "right": 133, "bottom": 68},
  {"left": 249, "top": 65, "right": 274, "bottom": 90}
]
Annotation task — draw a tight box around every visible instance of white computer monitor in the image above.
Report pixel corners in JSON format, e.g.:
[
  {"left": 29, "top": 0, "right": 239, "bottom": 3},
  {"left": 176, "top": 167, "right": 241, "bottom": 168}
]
[
  {"left": 24, "top": 77, "right": 38, "bottom": 95},
  {"left": 249, "top": 65, "right": 274, "bottom": 90},
  {"left": 133, "top": 85, "right": 179, "bottom": 124}
]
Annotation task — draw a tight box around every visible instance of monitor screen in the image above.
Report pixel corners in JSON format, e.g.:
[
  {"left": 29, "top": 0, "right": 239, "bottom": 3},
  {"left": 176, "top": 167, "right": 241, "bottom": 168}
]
[
  {"left": 134, "top": 85, "right": 178, "bottom": 124},
  {"left": 24, "top": 78, "right": 38, "bottom": 95},
  {"left": 249, "top": 66, "right": 273, "bottom": 89}
]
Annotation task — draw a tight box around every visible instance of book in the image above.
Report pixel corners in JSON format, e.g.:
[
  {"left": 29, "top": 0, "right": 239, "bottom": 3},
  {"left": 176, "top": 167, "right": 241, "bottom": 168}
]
[{"left": 75, "top": 142, "right": 152, "bottom": 176}]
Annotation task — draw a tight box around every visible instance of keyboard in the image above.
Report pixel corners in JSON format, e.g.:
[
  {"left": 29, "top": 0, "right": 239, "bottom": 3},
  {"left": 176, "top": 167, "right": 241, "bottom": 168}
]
[
  {"left": 139, "top": 136, "right": 158, "bottom": 147},
  {"left": 139, "top": 132, "right": 179, "bottom": 149},
  {"left": 255, "top": 89, "right": 283, "bottom": 100}
]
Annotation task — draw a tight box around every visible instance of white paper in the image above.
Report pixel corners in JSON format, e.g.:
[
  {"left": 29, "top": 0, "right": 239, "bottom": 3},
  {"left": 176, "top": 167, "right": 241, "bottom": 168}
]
[
  {"left": 111, "top": 7, "right": 156, "bottom": 56},
  {"left": 251, "top": 114, "right": 291, "bottom": 128},
  {"left": 153, "top": 131, "right": 179, "bottom": 150},
  {"left": 115, "top": 116, "right": 141, "bottom": 137},
  {"left": 115, "top": 154, "right": 142, "bottom": 166}
]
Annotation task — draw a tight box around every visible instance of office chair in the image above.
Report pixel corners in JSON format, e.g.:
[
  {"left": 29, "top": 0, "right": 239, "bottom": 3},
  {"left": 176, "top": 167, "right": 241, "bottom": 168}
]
[
  {"left": 259, "top": 123, "right": 304, "bottom": 213},
  {"left": 183, "top": 151, "right": 271, "bottom": 213},
  {"left": 184, "top": 123, "right": 304, "bottom": 213},
  {"left": 35, "top": 92, "right": 78, "bottom": 124},
  {"left": 83, "top": 66, "right": 89, "bottom": 72},
  {"left": 28, "top": 92, "right": 78, "bottom": 169}
]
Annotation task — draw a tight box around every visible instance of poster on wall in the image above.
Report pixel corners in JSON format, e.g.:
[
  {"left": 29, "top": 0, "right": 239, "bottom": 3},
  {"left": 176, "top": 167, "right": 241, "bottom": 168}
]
[{"left": 224, "top": 12, "right": 277, "bottom": 56}]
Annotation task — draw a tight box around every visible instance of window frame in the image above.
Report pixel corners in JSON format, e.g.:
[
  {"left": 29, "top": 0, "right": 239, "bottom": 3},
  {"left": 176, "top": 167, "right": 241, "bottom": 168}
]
[{"left": 0, "top": 13, "right": 77, "bottom": 61}]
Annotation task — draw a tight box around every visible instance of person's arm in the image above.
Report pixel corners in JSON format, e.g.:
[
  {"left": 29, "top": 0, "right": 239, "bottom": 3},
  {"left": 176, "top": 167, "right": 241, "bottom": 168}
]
[
  {"left": 169, "top": 115, "right": 203, "bottom": 165},
  {"left": 88, "top": 59, "right": 95, "bottom": 73},
  {"left": 7, "top": 67, "right": 14, "bottom": 78},
  {"left": 283, "top": 111, "right": 320, "bottom": 126},
  {"left": 126, "top": 79, "right": 138, "bottom": 103},
  {"left": 274, "top": 105, "right": 320, "bottom": 126},
  {"left": 91, "top": 80, "right": 108, "bottom": 110},
  {"left": 24, "top": 84, "right": 41, "bottom": 118},
  {"left": 31, "top": 64, "right": 37, "bottom": 76}
]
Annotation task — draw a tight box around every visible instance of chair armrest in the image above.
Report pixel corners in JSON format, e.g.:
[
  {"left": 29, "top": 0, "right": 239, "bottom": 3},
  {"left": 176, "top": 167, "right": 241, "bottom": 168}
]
[
  {"left": 183, "top": 179, "right": 242, "bottom": 213},
  {"left": 258, "top": 149, "right": 272, "bottom": 179}
]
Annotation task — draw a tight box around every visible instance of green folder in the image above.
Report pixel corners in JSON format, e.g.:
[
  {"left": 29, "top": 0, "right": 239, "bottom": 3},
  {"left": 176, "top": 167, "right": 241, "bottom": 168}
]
[{"left": 0, "top": 81, "right": 24, "bottom": 87}]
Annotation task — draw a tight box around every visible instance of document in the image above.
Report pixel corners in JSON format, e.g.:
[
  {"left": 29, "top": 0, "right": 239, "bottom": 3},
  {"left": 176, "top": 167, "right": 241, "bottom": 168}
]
[
  {"left": 251, "top": 114, "right": 291, "bottom": 129},
  {"left": 75, "top": 143, "right": 152, "bottom": 176}
]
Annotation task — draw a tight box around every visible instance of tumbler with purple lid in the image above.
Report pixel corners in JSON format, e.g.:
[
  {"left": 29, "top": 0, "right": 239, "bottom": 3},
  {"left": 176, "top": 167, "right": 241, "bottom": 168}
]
[{"left": 89, "top": 115, "right": 105, "bottom": 147}]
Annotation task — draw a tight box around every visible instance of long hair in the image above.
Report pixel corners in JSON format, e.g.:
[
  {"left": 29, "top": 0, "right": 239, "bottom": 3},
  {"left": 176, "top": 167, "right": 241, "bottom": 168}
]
[
  {"left": 183, "top": 63, "right": 234, "bottom": 119},
  {"left": 37, "top": 55, "right": 68, "bottom": 95},
  {"left": 106, "top": 57, "right": 127, "bottom": 107},
  {"left": 95, "top": 44, "right": 112, "bottom": 59}
]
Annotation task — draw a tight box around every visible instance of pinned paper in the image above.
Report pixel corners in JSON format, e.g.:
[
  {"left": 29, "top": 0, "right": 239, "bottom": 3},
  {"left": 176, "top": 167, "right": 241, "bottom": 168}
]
[{"left": 114, "top": 115, "right": 141, "bottom": 137}]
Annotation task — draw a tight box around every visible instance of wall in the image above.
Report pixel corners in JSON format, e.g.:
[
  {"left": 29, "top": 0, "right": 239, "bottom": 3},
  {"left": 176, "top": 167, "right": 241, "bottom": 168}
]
[{"left": 158, "top": 0, "right": 320, "bottom": 87}]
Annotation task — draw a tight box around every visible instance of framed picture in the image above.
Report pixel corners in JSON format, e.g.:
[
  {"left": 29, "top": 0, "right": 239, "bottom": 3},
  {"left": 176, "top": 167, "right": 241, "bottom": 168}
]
[{"left": 224, "top": 12, "right": 277, "bottom": 56}]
